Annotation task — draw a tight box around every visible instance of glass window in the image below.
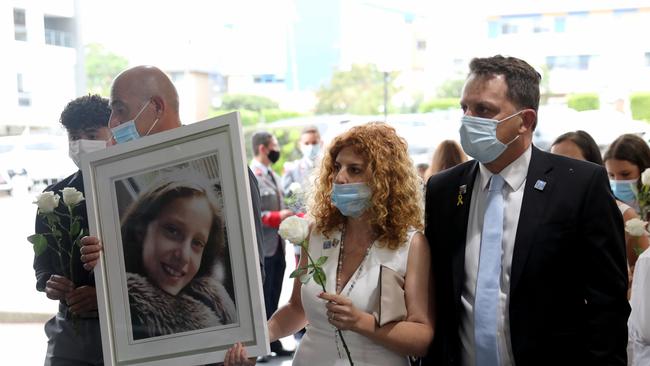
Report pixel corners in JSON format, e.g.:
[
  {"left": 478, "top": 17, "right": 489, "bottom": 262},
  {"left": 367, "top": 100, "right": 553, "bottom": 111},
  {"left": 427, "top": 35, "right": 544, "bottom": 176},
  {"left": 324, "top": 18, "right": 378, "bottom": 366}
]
[
  {"left": 14, "top": 8, "right": 27, "bottom": 41},
  {"left": 43, "top": 15, "right": 75, "bottom": 47},
  {"left": 17, "top": 73, "right": 31, "bottom": 107}
]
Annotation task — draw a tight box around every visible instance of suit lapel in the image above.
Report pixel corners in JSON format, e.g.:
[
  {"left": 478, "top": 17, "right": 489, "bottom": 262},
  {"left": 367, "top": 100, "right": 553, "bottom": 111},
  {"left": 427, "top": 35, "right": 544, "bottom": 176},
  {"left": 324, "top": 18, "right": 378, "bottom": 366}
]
[
  {"left": 452, "top": 161, "right": 480, "bottom": 303},
  {"left": 510, "top": 147, "right": 555, "bottom": 293}
]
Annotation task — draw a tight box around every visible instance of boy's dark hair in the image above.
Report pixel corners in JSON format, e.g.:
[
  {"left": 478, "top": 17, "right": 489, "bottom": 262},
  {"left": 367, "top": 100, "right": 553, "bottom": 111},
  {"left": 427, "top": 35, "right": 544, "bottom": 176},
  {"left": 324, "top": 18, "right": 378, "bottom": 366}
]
[{"left": 60, "top": 94, "right": 111, "bottom": 132}]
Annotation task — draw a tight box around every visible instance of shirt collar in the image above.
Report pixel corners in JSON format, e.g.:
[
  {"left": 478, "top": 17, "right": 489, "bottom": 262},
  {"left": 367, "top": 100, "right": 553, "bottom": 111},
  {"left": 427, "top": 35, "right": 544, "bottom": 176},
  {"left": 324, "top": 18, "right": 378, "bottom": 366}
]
[
  {"left": 251, "top": 158, "right": 271, "bottom": 175},
  {"left": 478, "top": 145, "right": 532, "bottom": 192}
]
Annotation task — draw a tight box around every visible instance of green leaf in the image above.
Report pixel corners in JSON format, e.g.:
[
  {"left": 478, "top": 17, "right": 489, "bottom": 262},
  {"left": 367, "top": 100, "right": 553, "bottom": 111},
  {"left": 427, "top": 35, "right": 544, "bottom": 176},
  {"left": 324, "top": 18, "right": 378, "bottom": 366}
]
[
  {"left": 289, "top": 267, "right": 307, "bottom": 278},
  {"left": 315, "top": 256, "right": 328, "bottom": 266},
  {"left": 27, "top": 234, "right": 48, "bottom": 256},
  {"left": 300, "top": 272, "right": 314, "bottom": 284},
  {"left": 313, "top": 267, "right": 327, "bottom": 287},
  {"left": 70, "top": 221, "right": 81, "bottom": 239}
]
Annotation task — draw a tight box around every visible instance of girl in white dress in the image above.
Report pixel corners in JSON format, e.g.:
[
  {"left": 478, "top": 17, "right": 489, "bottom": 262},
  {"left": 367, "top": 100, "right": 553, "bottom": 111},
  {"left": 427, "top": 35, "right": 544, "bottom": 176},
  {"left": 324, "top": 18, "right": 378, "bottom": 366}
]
[{"left": 225, "top": 122, "right": 434, "bottom": 365}]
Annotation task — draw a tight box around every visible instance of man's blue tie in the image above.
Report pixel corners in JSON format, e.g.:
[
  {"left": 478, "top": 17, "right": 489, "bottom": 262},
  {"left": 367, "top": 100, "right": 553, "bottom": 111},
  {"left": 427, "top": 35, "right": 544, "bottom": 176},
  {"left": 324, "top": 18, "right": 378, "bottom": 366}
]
[{"left": 474, "top": 174, "right": 505, "bottom": 366}]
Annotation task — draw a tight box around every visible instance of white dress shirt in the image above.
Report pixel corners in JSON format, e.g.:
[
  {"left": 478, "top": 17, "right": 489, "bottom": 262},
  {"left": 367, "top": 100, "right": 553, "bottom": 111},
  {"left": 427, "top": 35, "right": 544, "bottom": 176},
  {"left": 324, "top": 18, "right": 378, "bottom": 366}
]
[
  {"left": 460, "top": 146, "right": 532, "bottom": 366},
  {"left": 629, "top": 248, "right": 650, "bottom": 365}
]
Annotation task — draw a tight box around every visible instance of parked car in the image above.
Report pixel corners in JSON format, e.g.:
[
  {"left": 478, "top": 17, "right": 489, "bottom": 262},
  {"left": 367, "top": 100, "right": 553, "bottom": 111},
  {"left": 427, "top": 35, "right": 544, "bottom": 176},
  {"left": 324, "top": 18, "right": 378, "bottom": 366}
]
[{"left": 0, "top": 134, "right": 77, "bottom": 193}]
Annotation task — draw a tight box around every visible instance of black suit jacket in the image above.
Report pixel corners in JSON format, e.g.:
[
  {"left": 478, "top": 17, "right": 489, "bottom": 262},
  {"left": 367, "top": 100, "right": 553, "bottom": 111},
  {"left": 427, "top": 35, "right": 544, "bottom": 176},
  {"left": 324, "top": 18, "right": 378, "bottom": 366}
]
[{"left": 424, "top": 146, "right": 630, "bottom": 366}]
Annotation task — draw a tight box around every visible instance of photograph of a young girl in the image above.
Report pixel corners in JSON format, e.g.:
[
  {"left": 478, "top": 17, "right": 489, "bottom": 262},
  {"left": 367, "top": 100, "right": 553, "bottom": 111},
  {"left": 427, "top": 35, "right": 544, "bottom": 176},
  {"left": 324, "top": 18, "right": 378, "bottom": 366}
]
[{"left": 115, "top": 155, "right": 237, "bottom": 341}]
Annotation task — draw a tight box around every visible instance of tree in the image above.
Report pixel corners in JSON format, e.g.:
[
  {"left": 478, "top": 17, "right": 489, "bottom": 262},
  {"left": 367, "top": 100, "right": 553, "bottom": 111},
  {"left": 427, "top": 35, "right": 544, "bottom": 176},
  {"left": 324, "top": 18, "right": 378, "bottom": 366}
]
[
  {"left": 221, "top": 94, "right": 278, "bottom": 112},
  {"left": 84, "top": 43, "right": 128, "bottom": 96},
  {"left": 315, "top": 64, "right": 399, "bottom": 115},
  {"left": 436, "top": 78, "right": 465, "bottom": 98}
]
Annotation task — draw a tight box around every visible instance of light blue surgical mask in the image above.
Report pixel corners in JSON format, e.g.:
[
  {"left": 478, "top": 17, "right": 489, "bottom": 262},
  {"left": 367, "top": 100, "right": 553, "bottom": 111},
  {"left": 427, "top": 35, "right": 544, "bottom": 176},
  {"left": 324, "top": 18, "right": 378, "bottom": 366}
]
[
  {"left": 459, "top": 111, "right": 523, "bottom": 164},
  {"left": 110, "top": 100, "right": 158, "bottom": 144},
  {"left": 610, "top": 179, "right": 637, "bottom": 205},
  {"left": 331, "top": 182, "right": 372, "bottom": 218},
  {"left": 301, "top": 144, "right": 320, "bottom": 161}
]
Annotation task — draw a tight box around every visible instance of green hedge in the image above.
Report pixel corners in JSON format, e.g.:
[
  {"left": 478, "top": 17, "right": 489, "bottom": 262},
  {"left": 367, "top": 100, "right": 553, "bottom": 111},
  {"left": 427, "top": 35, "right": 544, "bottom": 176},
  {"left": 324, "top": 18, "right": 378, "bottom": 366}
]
[
  {"left": 631, "top": 92, "right": 650, "bottom": 122},
  {"left": 567, "top": 93, "right": 600, "bottom": 111},
  {"left": 418, "top": 98, "right": 459, "bottom": 113}
]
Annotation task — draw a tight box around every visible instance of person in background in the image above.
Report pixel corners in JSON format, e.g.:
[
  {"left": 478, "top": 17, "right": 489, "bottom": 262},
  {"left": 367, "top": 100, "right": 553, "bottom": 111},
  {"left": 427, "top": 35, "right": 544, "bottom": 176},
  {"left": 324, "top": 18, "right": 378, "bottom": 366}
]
[
  {"left": 552, "top": 131, "right": 649, "bottom": 272},
  {"left": 416, "top": 163, "right": 429, "bottom": 181},
  {"left": 629, "top": 241, "right": 650, "bottom": 365},
  {"left": 80, "top": 66, "right": 264, "bottom": 280},
  {"left": 604, "top": 134, "right": 650, "bottom": 215},
  {"left": 251, "top": 131, "right": 295, "bottom": 361},
  {"left": 282, "top": 125, "right": 323, "bottom": 201},
  {"left": 425, "top": 55, "right": 629, "bottom": 365},
  {"left": 34, "top": 94, "right": 111, "bottom": 366},
  {"left": 225, "top": 122, "right": 434, "bottom": 366},
  {"left": 282, "top": 125, "right": 323, "bottom": 341},
  {"left": 424, "top": 139, "right": 467, "bottom": 181}
]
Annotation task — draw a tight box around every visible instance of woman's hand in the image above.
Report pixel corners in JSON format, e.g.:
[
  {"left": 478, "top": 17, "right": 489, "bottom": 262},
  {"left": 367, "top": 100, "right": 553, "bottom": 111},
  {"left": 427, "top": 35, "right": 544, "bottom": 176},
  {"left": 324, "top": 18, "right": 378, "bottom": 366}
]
[
  {"left": 79, "top": 236, "right": 102, "bottom": 271},
  {"left": 224, "top": 342, "right": 256, "bottom": 366},
  {"left": 319, "top": 292, "right": 367, "bottom": 332}
]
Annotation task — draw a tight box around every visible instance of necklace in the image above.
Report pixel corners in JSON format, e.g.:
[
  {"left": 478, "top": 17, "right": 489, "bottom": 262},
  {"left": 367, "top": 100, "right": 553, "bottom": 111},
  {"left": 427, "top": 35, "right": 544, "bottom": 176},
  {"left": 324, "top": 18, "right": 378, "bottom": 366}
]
[
  {"left": 334, "top": 225, "right": 374, "bottom": 361},
  {"left": 335, "top": 225, "right": 374, "bottom": 295}
]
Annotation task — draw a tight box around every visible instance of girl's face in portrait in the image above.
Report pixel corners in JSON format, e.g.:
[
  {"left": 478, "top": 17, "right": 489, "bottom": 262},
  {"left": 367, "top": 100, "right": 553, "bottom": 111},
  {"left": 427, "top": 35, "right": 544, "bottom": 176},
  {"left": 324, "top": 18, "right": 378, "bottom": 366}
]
[{"left": 142, "top": 195, "right": 212, "bottom": 295}]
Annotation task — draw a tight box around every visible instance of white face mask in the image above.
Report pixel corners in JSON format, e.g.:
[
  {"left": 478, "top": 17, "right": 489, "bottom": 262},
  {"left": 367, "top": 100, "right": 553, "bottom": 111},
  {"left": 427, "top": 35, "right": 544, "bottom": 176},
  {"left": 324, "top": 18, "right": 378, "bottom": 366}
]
[
  {"left": 300, "top": 143, "right": 321, "bottom": 161},
  {"left": 68, "top": 139, "right": 107, "bottom": 168}
]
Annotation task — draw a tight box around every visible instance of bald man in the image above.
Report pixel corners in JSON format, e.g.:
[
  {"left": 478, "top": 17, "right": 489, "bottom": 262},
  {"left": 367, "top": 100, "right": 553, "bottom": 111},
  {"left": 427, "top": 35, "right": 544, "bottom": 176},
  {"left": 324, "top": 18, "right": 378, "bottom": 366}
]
[{"left": 80, "top": 65, "right": 266, "bottom": 280}]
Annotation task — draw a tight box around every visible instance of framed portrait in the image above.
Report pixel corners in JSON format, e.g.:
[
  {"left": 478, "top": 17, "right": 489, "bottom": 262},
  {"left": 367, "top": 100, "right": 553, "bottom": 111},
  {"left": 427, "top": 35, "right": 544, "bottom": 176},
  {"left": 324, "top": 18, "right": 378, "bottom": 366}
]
[{"left": 82, "top": 112, "right": 268, "bottom": 365}]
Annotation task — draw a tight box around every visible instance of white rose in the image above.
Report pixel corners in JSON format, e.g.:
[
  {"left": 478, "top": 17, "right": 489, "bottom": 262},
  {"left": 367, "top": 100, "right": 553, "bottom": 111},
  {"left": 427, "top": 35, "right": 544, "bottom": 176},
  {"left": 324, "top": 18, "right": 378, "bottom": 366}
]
[
  {"left": 61, "top": 187, "right": 84, "bottom": 207},
  {"left": 625, "top": 218, "right": 648, "bottom": 237},
  {"left": 288, "top": 182, "right": 302, "bottom": 194},
  {"left": 33, "top": 191, "right": 60, "bottom": 213},
  {"left": 642, "top": 168, "right": 650, "bottom": 186},
  {"left": 279, "top": 216, "right": 309, "bottom": 245}
]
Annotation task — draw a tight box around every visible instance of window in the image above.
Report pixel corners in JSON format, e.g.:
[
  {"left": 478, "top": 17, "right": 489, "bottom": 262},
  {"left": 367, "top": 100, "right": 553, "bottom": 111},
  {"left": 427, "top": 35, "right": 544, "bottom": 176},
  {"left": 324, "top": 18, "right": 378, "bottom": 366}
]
[
  {"left": 645, "top": 52, "right": 650, "bottom": 67},
  {"left": 44, "top": 15, "right": 75, "bottom": 47},
  {"left": 253, "top": 74, "right": 284, "bottom": 84},
  {"left": 416, "top": 39, "right": 426, "bottom": 51},
  {"left": 546, "top": 55, "right": 594, "bottom": 71},
  {"left": 14, "top": 8, "right": 27, "bottom": 41},
  {"left": 17, "top": 73, "right": 31, "bottom": 107}
]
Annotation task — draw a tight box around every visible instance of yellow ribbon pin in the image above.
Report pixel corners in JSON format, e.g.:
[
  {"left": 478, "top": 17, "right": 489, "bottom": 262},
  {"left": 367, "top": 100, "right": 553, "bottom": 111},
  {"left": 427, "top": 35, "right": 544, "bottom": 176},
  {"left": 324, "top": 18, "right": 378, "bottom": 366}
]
[{"left": 457, "top": 194, "right": 463, "bottom": 206}]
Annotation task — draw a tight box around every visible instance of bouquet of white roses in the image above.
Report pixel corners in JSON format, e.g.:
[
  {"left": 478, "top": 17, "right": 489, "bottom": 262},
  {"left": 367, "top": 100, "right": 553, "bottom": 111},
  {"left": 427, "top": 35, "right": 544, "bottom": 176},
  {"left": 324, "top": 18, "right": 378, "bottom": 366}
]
[
  {"left": 28, "top": 187, "right": 87, "bottom": 284},
  {"left": 278, "top": 216, "right": 354, "bottom": 365}
]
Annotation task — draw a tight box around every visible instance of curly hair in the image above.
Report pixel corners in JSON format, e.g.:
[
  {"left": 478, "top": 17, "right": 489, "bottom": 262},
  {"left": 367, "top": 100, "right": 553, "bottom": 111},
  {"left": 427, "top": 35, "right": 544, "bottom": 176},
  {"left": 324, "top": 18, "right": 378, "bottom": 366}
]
[
  {"left": 309, "top": 122, "right": 423, "bottom": 250},
  {"left": 121, "top": 179, "right": 225, "bottom": 280},
  {"left": 59, "top": 94, "right": 111, "bottom": 132}
]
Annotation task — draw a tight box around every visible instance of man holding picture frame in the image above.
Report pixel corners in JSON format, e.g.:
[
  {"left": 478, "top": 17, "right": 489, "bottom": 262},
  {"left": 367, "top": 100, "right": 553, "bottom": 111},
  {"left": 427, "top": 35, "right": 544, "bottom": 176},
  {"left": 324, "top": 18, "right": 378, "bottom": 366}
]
[
  {"left": 80, "top": 65, "right": 264, "bottom": 280},
  {"left": 78, "top": 66, "right": 268, "bottom": 365}
]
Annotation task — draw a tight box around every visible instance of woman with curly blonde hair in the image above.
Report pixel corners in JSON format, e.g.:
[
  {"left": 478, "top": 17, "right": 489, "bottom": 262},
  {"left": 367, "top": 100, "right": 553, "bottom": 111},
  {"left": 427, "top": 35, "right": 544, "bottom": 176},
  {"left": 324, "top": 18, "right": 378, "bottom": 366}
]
[{"left": 225, "top": 122, "right": 434, "bottom": 366}]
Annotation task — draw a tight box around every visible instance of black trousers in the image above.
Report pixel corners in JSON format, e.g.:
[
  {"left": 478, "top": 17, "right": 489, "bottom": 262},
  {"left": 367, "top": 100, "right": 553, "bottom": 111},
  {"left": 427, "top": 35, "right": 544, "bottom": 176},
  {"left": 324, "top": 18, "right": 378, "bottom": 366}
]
[{"left": 263, "top": 243, "right": 286, "bottom": 351}]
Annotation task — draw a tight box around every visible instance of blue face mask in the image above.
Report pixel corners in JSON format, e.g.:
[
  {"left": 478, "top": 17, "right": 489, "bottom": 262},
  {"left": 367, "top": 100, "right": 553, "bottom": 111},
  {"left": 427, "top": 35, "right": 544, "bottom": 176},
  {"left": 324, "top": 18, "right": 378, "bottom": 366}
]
[
  {"left": 331, "top": 182, "right": 372, "bottom": 218},
  {"left": 459, "top": 111, "right": 523, "bottom": 164},
  {"left": 110, "top": 100, "right": 158, "bottom": 144},
  {"left": 610, "top": 179, "right": 637, "bottom": 205}
]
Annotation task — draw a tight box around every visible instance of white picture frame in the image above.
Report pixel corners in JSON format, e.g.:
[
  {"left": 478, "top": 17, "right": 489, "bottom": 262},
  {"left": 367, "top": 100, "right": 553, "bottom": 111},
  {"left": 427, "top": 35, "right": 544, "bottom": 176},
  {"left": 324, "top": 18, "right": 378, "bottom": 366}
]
[{"left": 81, "top": 112, "right": 268, "bottom": 365}]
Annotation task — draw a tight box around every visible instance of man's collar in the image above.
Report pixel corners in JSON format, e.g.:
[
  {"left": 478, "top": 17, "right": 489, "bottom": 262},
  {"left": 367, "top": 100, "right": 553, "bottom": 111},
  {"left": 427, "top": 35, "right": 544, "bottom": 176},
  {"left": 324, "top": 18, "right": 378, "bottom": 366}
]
[{"left": 478, "top": 145, "right": 532, "bottom": 191}]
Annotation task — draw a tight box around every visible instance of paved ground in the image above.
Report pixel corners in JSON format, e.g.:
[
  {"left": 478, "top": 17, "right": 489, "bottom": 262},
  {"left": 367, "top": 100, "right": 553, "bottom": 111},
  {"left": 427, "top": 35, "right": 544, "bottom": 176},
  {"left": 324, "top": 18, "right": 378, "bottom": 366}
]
[{"left": 0, "top": 192, "right": 297, "bottom": 365}]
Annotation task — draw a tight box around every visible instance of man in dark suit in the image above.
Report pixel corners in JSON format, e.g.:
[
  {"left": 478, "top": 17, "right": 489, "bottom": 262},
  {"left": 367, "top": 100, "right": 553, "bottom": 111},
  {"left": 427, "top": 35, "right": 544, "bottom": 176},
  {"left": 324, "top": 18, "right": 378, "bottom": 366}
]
[
  {"left": 424, "top": 55, "right": 630, "bottom": 366},
  {"left": 250, "top": 131, "right": 295, "bottom": 361}
]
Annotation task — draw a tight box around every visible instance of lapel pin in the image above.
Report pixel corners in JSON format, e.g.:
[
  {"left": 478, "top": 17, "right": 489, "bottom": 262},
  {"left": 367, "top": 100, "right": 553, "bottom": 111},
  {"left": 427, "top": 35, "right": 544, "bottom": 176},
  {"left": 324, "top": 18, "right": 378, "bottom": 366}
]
[
  {"left": 323, "top": 240, "right": 332, "bottom": 249},
  {"left": 534, "top": 179, "right": 547, "bottom": 191},
  {"left": 457, "top": 185, "right": 467, "bottom": 206}
]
